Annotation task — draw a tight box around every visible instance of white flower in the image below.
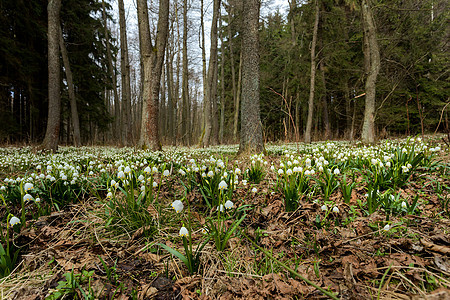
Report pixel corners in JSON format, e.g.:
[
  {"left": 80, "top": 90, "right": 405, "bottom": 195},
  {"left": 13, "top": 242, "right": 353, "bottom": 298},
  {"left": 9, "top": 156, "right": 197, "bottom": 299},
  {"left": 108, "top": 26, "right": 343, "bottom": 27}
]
[
  {"left": 217, "top": 204, "right": 225, "bottom": 212},
  {"left": 242, "top": 180, "right": 248, "bottom": 186},
  {"left": 35, "top": 197, "right": 41, "bottom": 203},
  {"left": 172, "top": 200, "right": 184, "bottom": 213},
  {"left": 333, "top": 168, "right": 340, "bottom": 175},
  {"left": 321, "top": 204, "right": 327, "bottom": 211},
  {"left": 23, "top": 193, "right": 34, "bottom": 201},
  {"left": 9, "top": 216, "right": 21, "bottom": 227},
  {"left": 218, "top": 180, "right": 228, "bottom": 190},
  {"left": 270, "top": 165, "right": 275, "bottom": 171},
  {"left": 117, "top": 171, "right": 125, "bottom": 179},
  {"left": 152, "top": 166, "right": 158, "bottom": 173},
  {"left": 124, "top": 166, "right": 131, "bottom": 174},
  {"left": 235, "top": 168, "right": 241, "bottom": 175},
  {"left": 332, "top": 206, "right": 339, "bottom": 213},
  {"left": 24, "top": 183, "right": 34, "bottom": 192},
  {"left": 386, "top": 162, "right": 391, "bottom": 168},
  {"left": 251, "top": 187, "right": 258, "bottom": 193},
  {"left": 207, "top": 170, "right": 214, "bottom": 177},
  {"left": 178, "top": 169, "right": 186, "bottom": 176},
  {"left": 278, "top": 169, "right": 284, "bottom": 175},
  {"left": 163, "top": 170, "right": 170, "bottom": 177},
  {"left": 179, "top": 226, "right": 189, "bottom": 236},
  {"left": 144, "top": 166, "right": 151, "bottom": 173},
  {"left": 401, "top": 201, "right": 407, "bottom": 209},
  {"left": 138, "top": 175, "right": 144, "bottom": 181},
  {"left": 140, "top": 185, "right": 146, "bottom": 192},
  {"left": 286, "top": 169, "right": 293, "bottom": 176},
  {"left": 1, "top": 186, "right": 5, "bottom": 190},
  {"left": 88, "top": 171, "right": 94, "bottom": 176},
  {"left": 224, "top": 200, "right": 234, "bottom": 209},
  {"left": 152, "top": 181, "right": 158, "bottom": 188},
  {"left": 382, "top": 224, "right": 391, "bottom": 231},
  {"left": 202, "top": 228, "right": 209, "bottom": 234},
  {"left": 106, "top": 192, "right": 113, "bottom": 198}
]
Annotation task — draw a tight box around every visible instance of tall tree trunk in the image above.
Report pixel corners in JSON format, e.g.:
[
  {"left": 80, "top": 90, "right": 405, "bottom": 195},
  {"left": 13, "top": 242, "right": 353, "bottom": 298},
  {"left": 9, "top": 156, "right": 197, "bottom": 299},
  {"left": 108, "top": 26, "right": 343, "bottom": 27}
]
[
  {"left": 199, "top": 0, "right": 207, "bottom": 145},
  {"left": 101, "top": 0, "right": 120, "bottom": 143},
  {"left": 320, "top": 60, "right": 330, "bottom": 140},
  {"left": 219, "top": 13, "right": 225, "bottom": 144},
  {"left": 59, "top": 26, "right": 81, "bottom": 146},
  {"left": 41, "top": 0, "right": 61, "bottom": 152},
  {"left": 181, "top": 0, "right": 190, "bottom": 145},
  {"left": 137, "top": 0, "right": 170, "bottom": 150},
  {"left": 118, "top": 0, "right": 132, "bottom": 145},
  {"left": 234, "top": 51, "right": 242, "bottom": 142},
  {"left": 238, "top": 0, "right": 264, "bottom": 154},
  {"left": 344, "top": 81, "right": 353, "bottom": 139},
  {"left": 361, "top": 0, "right": 380, "bottom": 143},
  {"left": 304, "top": 0, "right": 319, "bottom": 144},
  {"left": 166, "top": 47, "right": 174, "bottom": 142},
  {"left": 227, "top": 6, "right": 238, "bottom": 142},
  {"left": 202, "top": 0, "right": 221, "bottom": 147}
]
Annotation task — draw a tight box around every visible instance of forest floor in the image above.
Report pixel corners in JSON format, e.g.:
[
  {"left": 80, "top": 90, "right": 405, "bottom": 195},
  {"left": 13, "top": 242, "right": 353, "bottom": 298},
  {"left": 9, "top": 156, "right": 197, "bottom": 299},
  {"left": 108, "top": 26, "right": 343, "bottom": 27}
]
[{"left": 0, "top": 136, "right": 449, "bottom": 299}]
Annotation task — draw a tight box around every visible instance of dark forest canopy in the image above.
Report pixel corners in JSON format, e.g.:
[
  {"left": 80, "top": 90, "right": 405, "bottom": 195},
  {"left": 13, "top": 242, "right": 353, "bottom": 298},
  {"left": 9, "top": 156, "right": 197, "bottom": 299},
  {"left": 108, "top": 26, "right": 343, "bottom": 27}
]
[{"left": 0, "top": 0, "right": 448, "bottom": 146}]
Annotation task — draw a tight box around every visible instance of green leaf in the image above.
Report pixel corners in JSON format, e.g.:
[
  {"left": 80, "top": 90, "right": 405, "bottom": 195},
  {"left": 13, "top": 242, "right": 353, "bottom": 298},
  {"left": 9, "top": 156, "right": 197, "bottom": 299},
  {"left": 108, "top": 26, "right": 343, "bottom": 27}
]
[{"left": 157, "top": 243, "right": 189, "bottom": 266}]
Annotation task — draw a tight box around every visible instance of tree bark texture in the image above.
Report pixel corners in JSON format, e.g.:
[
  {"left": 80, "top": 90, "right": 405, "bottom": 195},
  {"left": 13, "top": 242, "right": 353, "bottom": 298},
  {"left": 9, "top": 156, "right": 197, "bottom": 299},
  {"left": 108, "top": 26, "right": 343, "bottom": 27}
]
[
  {"left": 118, "top": 0, "right": 132, "bottom": 145},
  {"left": 202, "top": 0, "right": 221, "bottom": 147},
  {"left": 238, "top": 0, "right": 264, "bottom": 154},
  {"left": 361, "top": 0, "right": 380, "bottom": 143},
  {"left": 182, "top": 0, "right": 190, "bottom": 145},
  {"left": 59, "top": 26, "right": 81, "bottom": 146},
  {"left": 41, "top": 0, "right": 61, "bottom": 152},
  {"left": 304, "top": 0, "right": 319, "bottom": 144},
  {"left": 137, "top": 0, "right": 169, "bottom": 150}
]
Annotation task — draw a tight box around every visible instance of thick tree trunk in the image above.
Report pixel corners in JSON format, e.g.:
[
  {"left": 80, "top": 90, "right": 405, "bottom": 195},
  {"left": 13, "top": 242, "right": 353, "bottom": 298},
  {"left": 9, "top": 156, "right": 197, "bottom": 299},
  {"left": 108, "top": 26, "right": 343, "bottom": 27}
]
[
  {"left": 228, "top": 7, "right": 238, "bottom": 142},
  {"left": 238, "top": 0, "right": 264, "bottom": 154},
  {"left": 202, "top": 0, "right": 221, "bottom": 147},
  {"left": 137, "top": 0, "right": 169, "bottom": 150},
  {"left": 199, "top": 0, "right": 207, "bottom": 145},
  {"left": 361, "top": 0, "right": 380, "bottom": 143},
  {"left": 59, "top": 26, "right": 81, "bottom": 146},
  {"left": 118, "top": 0, "right": 132, "bottom": 145},
  {"left": 234, "top": 51, "right": 242, "bottom": 142},
  {"left": 219, "top": 13, "right": 225, "bottom": 143},
  {"left": 320, "top": 60, "right": 330, "bottom": 140},
  {"left": 166, "top": 47, "right": 174, "bottom": 142},
  {"left": 182, "top": 0, "right": 190, "bottom": 145},
  {"left": 304, "top": 0, "right": 319, "bottom": 144},
  {"left": 41, "top": 0, "right": 61, "bottom": 152}
]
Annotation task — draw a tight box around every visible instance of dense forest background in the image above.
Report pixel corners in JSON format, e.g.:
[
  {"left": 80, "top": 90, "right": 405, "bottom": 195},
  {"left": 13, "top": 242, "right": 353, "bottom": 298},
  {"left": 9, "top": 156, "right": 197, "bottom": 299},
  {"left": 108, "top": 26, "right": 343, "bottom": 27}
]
[{"left": 0, "top": 0, "right": 448, "bottom": 146}]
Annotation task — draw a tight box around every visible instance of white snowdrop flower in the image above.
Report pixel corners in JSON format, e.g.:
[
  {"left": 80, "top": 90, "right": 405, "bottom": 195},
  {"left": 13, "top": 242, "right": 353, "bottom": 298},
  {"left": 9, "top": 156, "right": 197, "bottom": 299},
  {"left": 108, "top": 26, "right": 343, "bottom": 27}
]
[
  {"left": 333, "top": 168, "right": 340, "bottom": 175},
  {"left": 37, "top": 165, "right": 42, "bottom": 170},
  {"left": 24, "top": 183, "right": 34, "bottom": 192},
  {"left": 386, "top": 161, "right": 391, "bottom": 168},
  {"left": 287, "top": 161, "right": 292, "bottom": 166},
  {"left": 207, "top": 170, "right": 214, "bottom": 177},
  {"left": 124, "top": 166, "right": 131, "bottom": 174},
  {"left": 402, "top": 148, "right": 407, "bottom": 153},
  {"left": 304, "top": 170, "right": 311, "bottom": 176},
  {"left": 223, "top": 172, "right": 228, "bottom": 178},
  {"left": 235, "top": 168, "right": 241, "bottom": 175},
  {"left": 305, "top": 158, "right": 311, "bottom": 167},
  {"left": 194, "top": 167, "right": 199, "bottom": 172},
  {"left": 242, "top": 180, "right": 248, "bottom": 186},
  {"left": 163, "top": 170, "right": 170, "bottom": 177},
  {"left": 23, "top": 193, "right": 33, "bottom": 201},
  {"left": 225, "top": 200, "right": 234, "bottom": 209},
  {"left": 117, "top": 171, "right": 125, "bottom": 179},
  {"left": 178, "top": 169, "right": 186, "bottom": 176},
  {"left": 39, "top": 174, "right": 45, "bottom": 179},
  {"left": 286, "top": 169, "right": 293, "bottom": 176},
  {"left": 280, "top": 162, "right": 285, "bottom": 168},
  {"left": 152, "top": 181, "right": 158, "bottom": 188},
  {"left": 179, "top": 226, "right": 189, "bottom": 236},
  {"left": 88, "top": 171, "right": 94, "bottom": 176},
  {"left": 138, "top": 175, "right": 144, "bottom": 181},
  {"left": 251, "top": 187, "right": 258, "bottom": 193},
  {"left": 323, "top": 160, "right": 329, "bottom": 166},
  {"left": 70, "top": 179, "right": 76, "bottom": 185},
  {"left": 278, "top": 169, "right": 284, "bottom": 175},
  {"left": 270, "top": 165, "right": 275, "bottom": 171},
  {"left": 140, "top": 185, "right": 146, "bottom": 192},
  {"left": 407, "top": 163, "right": 412, "bottom": 169},
  {"left": 321, "top": 204, "right": 327, "bottom": 211},
  {"left": 172, "top": 200, "right": 184, "bottom": 213},
  {"left": 218, "top": 180, "right": 228, "bottom": 190},
  {"left": 310, "top": 169, "right": 315, "bottom": 175},
  {"left": 271, "top": 191, "right": 275, "bottom": 195},
  {"left": 435, "top": 146, "right": 440, "bottom": 151},
  {"left": 318, "top": 166, "right": 324, "bottom": 172},
  {"left": 144, "top": 166, "right": 151, "bottom": 174},
  {"left": 293, "top": 166, "right": 299, "bottom": 173},
  {"left": 382, "top": 224, "right": 391, "bottom": 232},
  {"left": 9, "top": 216, "right": 21, "bottom": 227},
  {"left": 202, "top": 228, "right": 209, "bottom": 234},
  {"left": 201, "top": 172, "right": 206, "bottom": 178},
  {"left": 217, "top": 204, "right": 225, "bottom": 212},
  {"left": 62, "top": 174, "right": 69, "bottom": 180},
  {"left": 371, "top": 158, "right": 378, "bottom": 165},
  {"left": 35, "top": 197, "right": 41, "bottom": 203},
  {"left": 110, "top": 180, "right": 117, "bottom": 187},
  {"left": 332, "top": 206, "right": 339, "bottom": 213},
  {"left": 293, "top": 159, "right": 299, "bottom": 165},
  {"left": 50, "top": 176, "right": 56, "bottom": 182},
  {"left": 401, "top": 201, "right": 407, "bottom": 209},
  {"left": 106, "top": 192, "right": 113, "bottom": 198},
  {"left": 152, "top": 166, "right": 158, "bottom": 173},
  {"left": 0, "top": 186, "right": 5, "bottom": 190}
]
